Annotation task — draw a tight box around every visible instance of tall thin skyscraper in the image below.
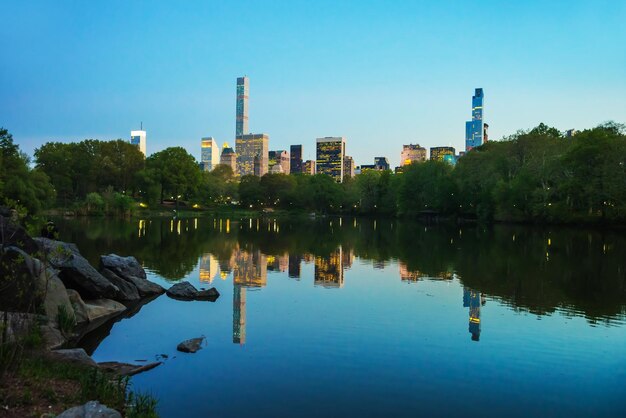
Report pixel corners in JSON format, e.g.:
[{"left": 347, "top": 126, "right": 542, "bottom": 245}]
[
  {"left": 236, "top": 76, "right": 249, "bottom": 137},
  {"left": 130, "top": 128, "right": 147, "bottom": 157},
  {"left": 465, "top": 88, "right": 485, "bottom": 152},
  {"left": 290, "top": 145, "right": 303, "bottom": 174}
]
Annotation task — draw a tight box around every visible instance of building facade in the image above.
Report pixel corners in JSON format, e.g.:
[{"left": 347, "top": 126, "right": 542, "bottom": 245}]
[
  {"left": 343, "top": 156, "right": 355, "bottom": 179},
  {"left": 290, "top": 145, "right": 303, "bottom": 174},
  {"left": 219, "top": 143, "right": 237, "bottom": 174},
  {"left": 236, "top": 134, "right": 269, "bottom": 176},
  {"left": 374, "top": 157, "right": 390, "bottom": 171},
  {"left": 316, "top": 137, "right": 346, "bottom": 182},
  {"left": 130, "top": 129, "right": 147, "bottom": 157},
  {"left": 303, "top": 160, "right": 316, "bottom": 175},
  {"left": 430, "top": 146, "right": 456, "bottom": 161},
  {"left": 465, "top": 88, "right": 486, "bottom": 152},
  {"left": 400, "top": 144, "right": 427, "bottom": 166},
  {"left": 236, "top": 76, "right": 249, "bottom": 137},
  {"left": 268, "top": 150, "right": 290, "bottom": 174},
  {"left": 200, "top": 137, "right": 220, "bottom": 172}
]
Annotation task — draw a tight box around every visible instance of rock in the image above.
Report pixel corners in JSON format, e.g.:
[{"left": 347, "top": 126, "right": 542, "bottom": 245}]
[
  {"left": 48, "top": 348, "right": 97, "bottom": 367},
  {"left": 177, "top": 337, "right": 205, "bottom": 353},
  {"left": 0, "top": 215, "right": 39, "bottom": 255},
  {"left": 40, "top": 324, "right": 66, "bottom": 349},
  {"left": 0, "top": 311, "right": 37, "bottom": 344},
  {"left": 0, "top": 246, "right": 41, "bottom": 312},
  {"left": 35, "top": 238, "right": 119, "bottom": 299},
  {"left": 98, "top": 361, "right": 162, "bottom": 376},
  {"left": 67, "top": 289, "right": 89, "bottom": 325},
  {"left": 122, "top": 274, "right": 165, "bottom": 297},
  {"left": 56, "top": 401, "right": 121, "bottom": 418},
  {"left": 100, "top": 254, "right": 147, "bottom": 280},
  {"left": 32, "top": 257, "right": 75, "bottom": 324},
  {"left": 166, "top": 281, "right": 219, "bottom": 301},
  {"left": 83, "top": 299, "right": 126, "bottom": 324},
  {"left": 100, "top": 268, "right": 141, "bottom": 301}
]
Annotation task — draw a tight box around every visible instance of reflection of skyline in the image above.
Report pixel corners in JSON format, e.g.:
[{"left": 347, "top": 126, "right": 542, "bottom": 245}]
[
  {"left": 199, "top": 253, "right": 219, "bottom": 283},
  {"left": 233, "top": 285, "right": 246, "bottom": 345},
  {"left": 233, "top": 249, "right": 267, "bottom": 288},
  {"left": 463, "top": 287, "right": 486, "bottom": 341},
  {"left": 314, "top": 248, "right": 344, "bottom": 288}
]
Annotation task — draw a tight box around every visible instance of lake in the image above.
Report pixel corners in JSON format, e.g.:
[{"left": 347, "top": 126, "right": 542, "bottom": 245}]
[{"left": 55, "top": 216, "right": 626, "bottom": 417}]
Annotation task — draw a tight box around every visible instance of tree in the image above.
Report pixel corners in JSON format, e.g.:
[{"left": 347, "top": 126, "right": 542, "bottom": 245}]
[{"left": 145, "top": 147, "right": 200, "bottom": 205}]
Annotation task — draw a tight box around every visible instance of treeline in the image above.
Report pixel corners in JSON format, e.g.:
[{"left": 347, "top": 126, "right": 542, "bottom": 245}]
[{"left": 1, "top": 122, "right": 625, "bottom": 223}]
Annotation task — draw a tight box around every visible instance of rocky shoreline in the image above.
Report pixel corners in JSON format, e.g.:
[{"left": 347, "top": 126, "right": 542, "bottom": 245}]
[{"left": 0, "top": 214, "right": 219, "bottom": 416}]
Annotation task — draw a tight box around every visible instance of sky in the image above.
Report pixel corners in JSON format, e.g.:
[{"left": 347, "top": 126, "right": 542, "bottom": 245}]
[{"left": 1, "top": 0, "right": 625, "bottom": 168}]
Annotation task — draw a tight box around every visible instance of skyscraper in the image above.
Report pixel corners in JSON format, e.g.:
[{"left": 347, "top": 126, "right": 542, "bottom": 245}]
[
  {"left": 200, "top": 137, "right": 220, "bottom": 172},
  {"left": 268, "top": 150, "right": 290, "bottom": 174},
  {"left": 130, "top": 129, "right": 146, "bottom": 157},
  {"left": 220, "top": 142, "right": 237, "bottom": 174},
  {"left": 400, "top": 144, "right": 427, "bottom": 166},
  {"left": 316, "top": 137, "right": 346, "bottom": 182},
  {"left": 303, "top": 160, "right": 316, "bottom": 175},
  {"left": 374, "top": 157, "right": 390, "bottom": 171},
  {"left": 236, "top": 76, "right": 249, "bottom": 137},
  {"left": 236, "top": 134, "right": 269, "bottom": 176},
  {"left": 465, "top": 88, "right": 485, "bottom": 152},
  {"left": 343, "top": 156, "right": 355, "bottom": 179},
  {"left": 290, "top": 145, "right": 303, "bottom": 174}
]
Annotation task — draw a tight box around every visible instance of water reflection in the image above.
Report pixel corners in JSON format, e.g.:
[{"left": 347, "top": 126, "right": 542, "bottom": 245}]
[{"left": 463, "top": 287, "right": 485, "bottom": 341}]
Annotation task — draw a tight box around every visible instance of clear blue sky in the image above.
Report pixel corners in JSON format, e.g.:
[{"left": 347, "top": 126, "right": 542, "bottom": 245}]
[{"left": 1, "top": 0, "right": 625, "bottom": 167}]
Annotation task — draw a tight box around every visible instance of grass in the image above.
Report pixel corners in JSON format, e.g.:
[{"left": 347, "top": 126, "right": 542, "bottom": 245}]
[{"left": 56, "top": 304, "right": 75, "bottom": 335}]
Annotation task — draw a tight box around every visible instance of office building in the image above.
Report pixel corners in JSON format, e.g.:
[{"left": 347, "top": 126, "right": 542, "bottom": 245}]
[
  {"left": 220, "top": 143, "right": 237, "bottom": 174},
  {"left": 268, "top": 150, "right": 290, "bottom": 174},
  {"left": 400, "top": 144, "right": 427, "bottom": 166},
  {"left": 343, "top": 156, "right": 355, "bottom": 179},
  {"left": 130, "top": 129, "right": 147, "bottom": 157},
  {"left": 236, "top": 76, "right": 249, "bottom": 137},
  {"left": 290, "top": 145, "right": 303, "bottom": 174},
  {"left": 374, "top": 157, "right": 390, "bottom": 171},
  {"left": 465, "top": 88, "right": 486, "bottom": 152},
  {"left": 236, "top": 134, "right": 269, "bottom": 176},
  {"left": 430, "top": 146, "right": 455, "bottom": 161},
  {"left": 565, "top": 129, "right": 578, "bottom": 138},
  {"left": 316, "top": 137, "right": 346, "bottom": 182},
  {"left": 200, "top": 137, "right": 220, "bottom": 172},
  {"left": 303, "top": 160, "right": 316, "bottom": 175}
]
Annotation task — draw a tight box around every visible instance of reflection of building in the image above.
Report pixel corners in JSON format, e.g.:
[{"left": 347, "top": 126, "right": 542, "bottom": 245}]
[
  {"left": 400, "top": 144, "right": 427, "bottom": 166},
  {"left": 199, "top": 254, "right": 219, "bottom": 283},
  {"left": 399, "top": 262, "right": 422, "bottom": 282},
  {"left": 233, "top": 285, "right": 246, "bottom": 345},
  {"left": 130, "top": 129, "right": 147, "bottom": 157},
  {"left": 465, "top": 88, "right": 485, "bottom": 152},
  {"left": 233, "top": 250, "right": 267, "bottom": 287},
  {"left": 290, "top": 145, "right": 303, "bottom": 174},
  {"left": 267, "top": 254, "right": 288, "bottom": 272},
  {"left": 430, "top": 146, "right": 455, "bottom": 162},
  {"left": 316, "top": 137, "right": 346, "bottom": 182},
  {"left": 220, "top": 143, "right": 237, "bottom": 174},
  {"left": 341, "top": 248, "right": 354, "bottom": 270},
  {"left": 236, "top": 76, "right": 249, "bottom": 137},
  {"left": 200, "top": 137, "right": 220, "bottom": 172},
  {"left": 463, "top": 287, "right": 485, "bottom": 341},
  {"left": 236, "top": 134, "right": 269, "bottom": 177},
  {"left": 314, "top": 248, "right": 344, "bottom": 288},
  {"left": 288, "top": 254, "right": 302, "bottom": 279},
  {"left": 343, "top": 156, "right": 355, "bottom": 179},
  {"left": 373, "top": 260, "right": 386, "bottom": 269}
]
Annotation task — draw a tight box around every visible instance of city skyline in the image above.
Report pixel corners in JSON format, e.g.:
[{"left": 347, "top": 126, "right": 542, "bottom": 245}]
[{"left": 2, "top": 1, "right": 624, "bottom": 168}]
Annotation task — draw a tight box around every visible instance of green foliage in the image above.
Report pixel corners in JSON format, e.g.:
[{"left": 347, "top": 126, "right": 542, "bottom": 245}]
[
  {"left": 145, "top": 147, "right": 200, "bottom": 204},
  {"left": 127, "top": 391, "right": 159, "bottom": 418},
  {"left": 56, "top": 304, "right": 75, "bottom": 334}
]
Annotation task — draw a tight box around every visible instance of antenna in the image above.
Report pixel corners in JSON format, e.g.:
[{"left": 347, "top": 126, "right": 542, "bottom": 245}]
[{"left": 141, "top": 121, "right": 143, "bottom": 130}]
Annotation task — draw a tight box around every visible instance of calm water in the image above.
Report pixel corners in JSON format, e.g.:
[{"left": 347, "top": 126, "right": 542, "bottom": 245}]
[{"left": 56, "top": 216, "right": 626, "bottom": 417}]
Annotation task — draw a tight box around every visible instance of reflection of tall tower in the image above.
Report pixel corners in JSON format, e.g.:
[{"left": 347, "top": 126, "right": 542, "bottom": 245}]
[
  {"left": 288, "top": 254, "right": 302, "bottom": 279},
  {"left": 233, "top": 285, "right": 246, "bottom": 345},
  {"left": 234, "top": 250, "right": 267, "bottom": 288},
  {"left": 314, "top": 248, "right": 344, "bottom": 288},
  {"left": 199, "top": 253, "right": 219, "bottom": 283},
  {"left": 463, "top": 287, "right": 483, "bottom": 341}
]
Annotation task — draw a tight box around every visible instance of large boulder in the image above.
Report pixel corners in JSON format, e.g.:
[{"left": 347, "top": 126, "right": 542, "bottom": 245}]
[
  {"left": 100, "top": 268, "right": 141, "bottom": 302},
  {"left": 0, "top": 246, "right": 40, "bottom": 312},
  {"left": 32, "top": 257, "right": 75, "bottom": 324},
  {"left": 0, "top": 311, "right": 37, "bottom": 344},
  {"left": 56, "top": 401, "right": 121, "bottom": 418},
  {"left": 166, "top": 281, "right": 219, "bottom": 301},
  {"left": 48, "top": 348, "right": 97, "bottom": 368},
  {"left": 35, "top": 238, "right": 119, "bottom": 300},
  {"left": 100, "top": 254, "right": 147, "bottom": 280},
  {"left": 66, "top": 289, "right": 89, "bottom": 325},
  {"left": 83, "top": 299, "right": 126, "bottom": 325}
]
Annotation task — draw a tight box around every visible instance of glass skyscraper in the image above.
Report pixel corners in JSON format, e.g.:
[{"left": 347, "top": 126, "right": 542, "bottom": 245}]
[
  {"left": 316, "top": 137, "right": 346, "bottom": 182},
  {"left": 465, "top": 88, "right": 485, "bottom": 152},
  {"left": 236, "top": 76, "right": 249, "bottom": 137},
  {"left": 236, "top": 134, "right": 269, "bottom": 177},
  {"left": 200, "top": 137, "right": 220, "bottom": 172},
  {"left": 290, "top": 145, "right": 303, "bottom": 174}
]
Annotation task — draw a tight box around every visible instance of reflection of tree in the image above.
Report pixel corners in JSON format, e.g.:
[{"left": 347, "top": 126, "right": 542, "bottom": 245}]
[{"left": 56, "top": 216, "right": 626, "bottom": 321}]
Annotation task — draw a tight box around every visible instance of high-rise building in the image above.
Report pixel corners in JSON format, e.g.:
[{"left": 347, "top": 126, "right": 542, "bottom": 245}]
[
  {"left": 465, "top": 88, "right": 486, "bottom": 152},
  {"left": 236, "top": 76, "right": 249, "bottom": 137},
  {"left": 316, "top": 137, "right": 346, "bottom": 182},
  {"left": 130, "top": 129, "right": 147, "bottom": 157},
  {"left": 374, "top": 157, "right": 390, "bottom": 171},
  {"left": 236, "top": 134, "right": 269, "bottom": 176},
  {"left": 400, "top": 144, "right": 427, "bottom": 166},
  {"left": 268, "top": 150, "right": 290, "bottom": 174},
  {"left": 343, "top": 156, "right": 355, "bottom": 179},
  {"left": 303, "top": 160, "right": 316, "bottom": 175},
  {"left": 200, "top": 137, "right": 220, "bottom": 172},
  {"left": 220, "top": 142, "right": 237, "bottom": 174},
  {"left": 430, "top": 146, "right": 455, "bottom": 161},
  {"left": 290, "top": 145, "right": 303, "bottom": 174}
]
